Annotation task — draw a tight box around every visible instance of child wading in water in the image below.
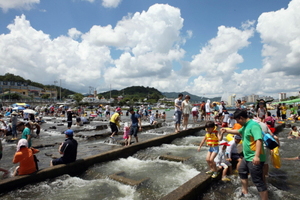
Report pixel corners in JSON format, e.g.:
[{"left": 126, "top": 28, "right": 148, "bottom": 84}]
[
  {"left": 123, "top": 122, "right": 130, "bottom": 145},
  {"left": 214, "top": 140, "right": 232, "bottom": 181},
  {"left": 198, "top": 121, "right": 224, "bottom": 178}
]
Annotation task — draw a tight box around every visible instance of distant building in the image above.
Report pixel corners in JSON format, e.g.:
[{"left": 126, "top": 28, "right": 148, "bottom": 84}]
[
  {"left": 279, "top": 93, "right": 286, "bottom": 101},
  {"left": 228, "top": 94, "right": 236, "bottom": 106},
  {"left": 0, "top": 81, "right": 57, "bottom": 100},
  {"left": 247, "top": 94, "right": 259, "bottom": 103}
]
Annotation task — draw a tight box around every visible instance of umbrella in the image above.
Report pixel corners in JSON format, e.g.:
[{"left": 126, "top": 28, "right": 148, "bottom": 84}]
[
  {"left": 12, "top": 106, "right": 25, "bottom": 111},
  {"left": 23, "top": 109, "right": 37, "bottom": 114}
]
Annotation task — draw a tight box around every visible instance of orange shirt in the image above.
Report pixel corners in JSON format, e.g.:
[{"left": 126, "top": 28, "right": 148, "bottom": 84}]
[{"left": 13, "top": 147, "right": 39, "bottom": 175}]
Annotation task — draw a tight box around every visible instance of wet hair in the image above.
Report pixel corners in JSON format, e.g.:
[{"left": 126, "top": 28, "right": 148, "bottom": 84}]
[
  {"left": 178, "top": 93, "right": 183, "bottom": 97},
  {"left": 205, "top": 121, "right": 215, "bottom": 128},
  {"left": 233, "top": 109, "right": 248, "bottom": 119},
  {"left": 267, "top": 111, "right": 271, "bottom": 116}
]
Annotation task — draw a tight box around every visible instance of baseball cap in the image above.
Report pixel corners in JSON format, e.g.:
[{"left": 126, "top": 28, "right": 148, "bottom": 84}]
[
  {"left": 219, "top": 140, "right": 230, "bottom": 146},
  {"left": 64, "top": 129, "right": 74, "bottom": 136},
  {"left": 234, "top": 135, "right": 242, "bottom": 140}
]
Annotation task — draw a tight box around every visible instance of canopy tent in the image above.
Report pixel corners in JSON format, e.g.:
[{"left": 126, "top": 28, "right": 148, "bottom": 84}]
[
  {"left": 12, "top": 106, "right": 25, "bottom": 110},
  {"left": 12, "top": 103, "right": 30, "bottom": 107},
  {"left": 272, "top": 98, "right": 300, "bottom": 105}
]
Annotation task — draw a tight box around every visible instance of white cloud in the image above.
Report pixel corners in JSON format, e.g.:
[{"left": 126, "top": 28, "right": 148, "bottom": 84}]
[
  {"left": 68, "top": 28, "right": 82, "bottom": 40},
  {"left": 102, "top": 0, "right": 122, "bottom": 8},
  {"left": 183, "top": 23, "right": 254, "bottom": 97},
  {"left": 0, "top": 4, "right": 186, "bottom": 93},
  {"left": 83, "top": 4, "right": 186, "bottom": 91},
  {"left": 1, "top": 2, "right": 300, "bottom": 99},
  {"left": 0, "top": 0, "right": 40, "bottom": 12},
  {"left": 257, "top": 0, "right": 300, "bottom": 76},
  {"left": 0, "top": 15, "right": 112, "bottom": 92}
]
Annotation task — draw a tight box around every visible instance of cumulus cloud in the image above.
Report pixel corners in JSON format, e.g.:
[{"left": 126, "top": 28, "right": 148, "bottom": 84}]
[
  {"left": 102, "top": 0, "right": 122, "bottom": 8},
  {"left": 183, "top": 23, "right": 255, "bottom": 96},
  {"left": 0, "top": 0, "right": 40, "bottom": 12},
  {"left": 0, "top": 4, "right": 187, "bottom": 93},
  {"left": 0, "top": 15, "right": 112, "bottom": 92},
  {"left": 83, "top": 4, "right": 186, "bottom": 91},
  {"left": 1, "top": 2, "right": 299, "bottom": 98},
  {"left": 256, "top": 0, "right": 300, "bottom": 93}
]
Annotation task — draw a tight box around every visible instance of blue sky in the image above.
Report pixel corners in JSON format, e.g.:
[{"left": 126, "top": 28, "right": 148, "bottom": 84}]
[{"left": 0, "top": 0, "right": 299, "bottom": 99}]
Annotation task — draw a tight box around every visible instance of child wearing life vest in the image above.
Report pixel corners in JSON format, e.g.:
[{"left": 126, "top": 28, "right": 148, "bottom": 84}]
[{"left": 198, "top": 121, "right": 224, "bottom": 178}]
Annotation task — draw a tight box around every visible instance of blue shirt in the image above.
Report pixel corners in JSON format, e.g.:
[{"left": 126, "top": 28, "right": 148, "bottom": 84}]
[{"left": 131, "top": 112, "right": 141, "bottom": 127}]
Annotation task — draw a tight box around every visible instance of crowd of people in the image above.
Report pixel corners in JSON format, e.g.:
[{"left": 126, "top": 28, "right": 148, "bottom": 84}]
[
  {"left": 172, "top": 93, "right": 300, "bottom": 199},
  {"left": 0, "top": 97, "right": 299, "bottom": 200}
]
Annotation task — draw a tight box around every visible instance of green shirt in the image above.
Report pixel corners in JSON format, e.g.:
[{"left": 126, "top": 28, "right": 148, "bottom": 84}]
[
  {"left": 238, "top": 119, "right": 266, "bottom": 162},
  {"left": 21, "top": 127, "right": 32, "bottom": 148},
  {"left": 290, "top": 107, "right": 297, "bottom": 115}
]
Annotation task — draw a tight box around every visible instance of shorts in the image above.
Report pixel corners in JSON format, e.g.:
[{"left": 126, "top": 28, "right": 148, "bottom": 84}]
[
  {"left": 129, "top": 126, "right": 139, "bottom": 137},
  {"left": 216, "top": 162, "right": 232, "bottom": 169},
  {"left": 175, "top": 111, "right": 182, "bottom": 124},
  {"left": 106, "top": 111, "right": 110, "bottom": 116},
  {"left": 110, "top": 122, "right": 118, "bottom": 133},
  {"left": 231, "top": 153, "right": 241, "bottom": 160},
  {"left": 67, "top": 122, "right": 72, "bottom": 128},
  {"left": 192, "top": 111, "right": 198, "bottom": 117},
  {"left": 206, "top": 112, "right": 211, "bottom": 115},
  {"left": 238, "top": 158, "right": 267, "bottom": 192},
  {"left": 276, "top": 112, "right": 281, "bottom": 117},
  {"left": 208, "top": 146, "right": 219, "bottom": 153},
  {"left": 282, "top": 114, "right": 286, "bottom": 119},
  {"left": 52, "top": 157, "right": 65, "bottom": 166}
]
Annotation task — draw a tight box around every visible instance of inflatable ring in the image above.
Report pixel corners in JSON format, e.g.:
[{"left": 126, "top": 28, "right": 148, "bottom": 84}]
[{"left": 226, "top": 133, "right": 242, "bottom": 144}]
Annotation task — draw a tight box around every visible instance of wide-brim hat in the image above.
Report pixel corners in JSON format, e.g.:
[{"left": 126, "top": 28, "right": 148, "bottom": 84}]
[{"left": 12, "top": 111, "right": 18, "bottom": 115}]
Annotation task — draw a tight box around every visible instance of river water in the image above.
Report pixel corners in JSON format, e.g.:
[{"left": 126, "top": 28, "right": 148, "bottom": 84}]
[{"left": 1, "top": 110, "right": 300, "bottom": 199}]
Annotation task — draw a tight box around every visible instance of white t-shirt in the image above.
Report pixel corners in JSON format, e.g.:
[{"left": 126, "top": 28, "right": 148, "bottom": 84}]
[
  {"left": 174, "top": 98, "right": 182, "bottom": 112},
  {"left": 192, "top": 106, "right": 198, "bottom": 112},
  {"left": 205, "top": 103, "right": 211, "bottom": 113},
  {"left": 227, "top": 118, "right": 236, "bottom": 128},
  {"left": 226, "top": 140, "right": 239, "bottom": 159},
  {"left": 223, "top": 113, "right": 229, "bottom": 123}
]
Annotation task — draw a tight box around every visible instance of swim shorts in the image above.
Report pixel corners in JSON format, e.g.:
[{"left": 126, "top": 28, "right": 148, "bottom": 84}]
[
  {"left": 129, "top": 126, "right": 139, "bottom": 137},
  {"left": 238, "top": 158, "right": 267, "bottom": 192}
]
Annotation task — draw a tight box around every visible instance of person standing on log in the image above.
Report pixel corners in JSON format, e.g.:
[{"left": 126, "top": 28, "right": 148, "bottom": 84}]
[{"left": 128, "top": 107, "right": 141, "bottom": 145}]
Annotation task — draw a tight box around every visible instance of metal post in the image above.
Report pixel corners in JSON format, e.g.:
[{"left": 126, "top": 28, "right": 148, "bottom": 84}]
[{"left": 59, "top": 79, "right": 62, "bottom": 101}]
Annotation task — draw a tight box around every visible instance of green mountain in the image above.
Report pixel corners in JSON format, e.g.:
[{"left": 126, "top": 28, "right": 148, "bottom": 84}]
[
  {"left": 162, "top": 91, "right": 221, "bottom": 103},
  {"left": 98, "top": 86, "right": 164, "bottom": 103}
]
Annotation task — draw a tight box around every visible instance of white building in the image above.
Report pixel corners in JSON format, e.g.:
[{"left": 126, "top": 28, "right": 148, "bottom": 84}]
[{"left": 278, "top": 93, "right": 286, "bottom": 101}]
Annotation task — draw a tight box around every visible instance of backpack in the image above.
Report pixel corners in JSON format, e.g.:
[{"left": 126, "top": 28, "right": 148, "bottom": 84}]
[
  {"left": 262, "top": 131, "right": 278, "bottom": 150},
  {"left": 31, "top": 148, "right": 39, "bottom": 170}
]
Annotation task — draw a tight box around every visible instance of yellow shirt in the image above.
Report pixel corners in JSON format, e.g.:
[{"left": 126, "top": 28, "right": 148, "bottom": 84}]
[
  {"left": 281, "top": 106, "right": 287, "bottom": 115},
  {"left": 110, "top": 113, "right": 120, "bottom": 126}
]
